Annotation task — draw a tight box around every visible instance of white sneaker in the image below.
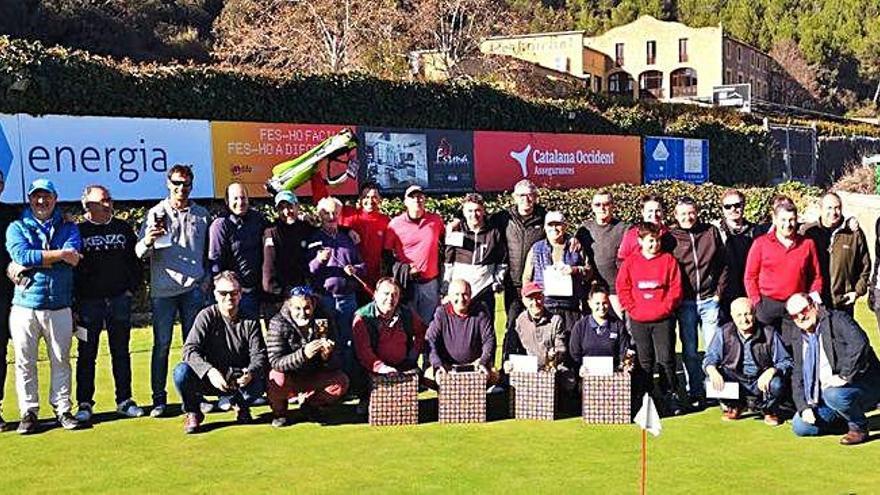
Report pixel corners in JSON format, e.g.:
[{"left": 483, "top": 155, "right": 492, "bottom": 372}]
[
  {"left": 74, "top": 403, "right": 93, "bottom": 423},
  {"left": 217, "top": 396, "right": 234, "bottom": 412},
  {"left": 200, "top": 401, "right": 215, "bottom": 414},
  {"left": 117, "top": 400, "right": 145, "bottom": 418},
  {"left": 149, "top": 404, "right": 166, "bottom": 418}
]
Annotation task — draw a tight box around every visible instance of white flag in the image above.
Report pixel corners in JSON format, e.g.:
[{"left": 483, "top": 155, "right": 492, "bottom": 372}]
[{"left": 634, "top": 393, "right": 662, "bottom": 437}]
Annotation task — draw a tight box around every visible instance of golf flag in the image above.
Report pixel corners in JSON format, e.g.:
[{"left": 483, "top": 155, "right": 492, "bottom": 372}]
[{"left": 634, "top": 393, "right": 662, "bottom": 437}]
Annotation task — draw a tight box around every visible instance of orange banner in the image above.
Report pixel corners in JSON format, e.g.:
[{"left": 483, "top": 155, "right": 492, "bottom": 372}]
[{"left": 211, "top": 121, "right": 358, "bottom": 198}]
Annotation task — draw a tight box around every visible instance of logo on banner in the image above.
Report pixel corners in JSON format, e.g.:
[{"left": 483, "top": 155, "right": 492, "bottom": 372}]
[
  {"left": 510, "top": 144, "right": 531, "bottom": 177},
  {"left": 0, "top": 122, "right": 12, "bottom": 180},
  {"left": 652, "top": 141, "right": 669, "bottom": 161}
]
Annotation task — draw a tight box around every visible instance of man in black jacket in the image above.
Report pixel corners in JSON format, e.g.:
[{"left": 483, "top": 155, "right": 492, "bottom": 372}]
[
  {"left": 713, "top": 189, "right": 758, "bottom": 320},
  {"left": 172, "top": 271, "right": 268, "bottom": 434},
  {"left": 266, "top": 286, "right": 348, "bottom": 427},
  {"left": 786, "top": 293, "right": 880, "bottom": 445},
  {"left": 669, "top": 196, "right": 728, "bottom": 405},
  {"left": 73, "top": 185, "right": 144, "bottom": 424}
]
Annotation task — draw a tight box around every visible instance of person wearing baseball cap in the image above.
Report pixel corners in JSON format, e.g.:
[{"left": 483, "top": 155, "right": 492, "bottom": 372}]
[
  {"left": 501, "top": 281, "right": 566, "bottom": 374},
  {"left": 262, "top": 189, "right": 317, "bottom": 321},
  {"left": 7, "top": 178, "right": 83, "bottom": 433},
  {"left": 521, "top": 210, "right": 591, "bottom": 339}
]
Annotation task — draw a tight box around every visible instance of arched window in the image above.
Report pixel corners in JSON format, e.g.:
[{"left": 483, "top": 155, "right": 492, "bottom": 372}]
[
  {"left": 670, "top": 68, "right": 698, "bottom": 98},
  {"left": 608, "top": 72, "right": 634, "bottom": 97},
  {"left": 638, "top": 70, "right": 663, "bottom": 99}
]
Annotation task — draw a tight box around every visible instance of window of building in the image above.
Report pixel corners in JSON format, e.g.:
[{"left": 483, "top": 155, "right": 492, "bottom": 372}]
[
  {"left": 608, "top": 72, "right": 633, "bottom": 96},
  {"left": 725, "top": 69, "right": 732, "bottom": 84},
  {"left": 615, "top": 43, "right": 624, "bottom": 66},
  {"left": 678, "top": 38, "right": 688, "bottom": 63},
  {"left": 737, "top": 72, "right": 744, "bottom": 83},
  {"left": 737, "top": 46, "right": 742, "bottom": 62},
  {"left": 670, "top": 68, "right": 697, "bottom": 97},
  {"left": 595, "top": 76, "right": 603, "bottom": 92},
  {"left": 647, "top": 40, "right": 656, "bottom": 65},
  {"left": 638, "top": 70, "right": 663, "bottom": 99}
]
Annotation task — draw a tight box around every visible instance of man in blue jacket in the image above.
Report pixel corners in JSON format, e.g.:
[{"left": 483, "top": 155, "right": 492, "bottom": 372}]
[{"left": 6, "top": 179, "right": 82, "bottom": 434}]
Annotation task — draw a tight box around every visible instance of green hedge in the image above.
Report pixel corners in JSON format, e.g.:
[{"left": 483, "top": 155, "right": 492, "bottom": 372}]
[{"left": 0, "top": 36, "right": 779, "bottom": 185}]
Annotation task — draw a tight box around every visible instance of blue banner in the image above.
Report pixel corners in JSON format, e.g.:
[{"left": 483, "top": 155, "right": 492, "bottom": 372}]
[{"left": 643, "top": 136, "right": 709, "bottom": 184}]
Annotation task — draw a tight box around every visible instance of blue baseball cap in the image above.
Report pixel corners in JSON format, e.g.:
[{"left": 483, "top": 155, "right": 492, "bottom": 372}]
[
  {"left": 274, "top": 190, "right": 298, "bottom": 207},
  {"left": 27, "top": 178, "right": 58, "bottom": 197}
]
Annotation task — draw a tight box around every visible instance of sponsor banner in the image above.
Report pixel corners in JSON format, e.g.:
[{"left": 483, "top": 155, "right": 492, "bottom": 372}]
[
  {"left": 358, "top": 127, "right": 475, "bottom": 194},
  {"left": 17, "top": 114, "right": 213, "bottom": 201},
  {"left": 211, "top": 122, "right": 359, "bottom": 198},
  {"left": 643, "top": 136, "right": 709, "bottom": 184},
  {"left": 0, "top": 115, "right": 26, "bottom": 203},
  {"left": 473, "top": 131, "right": 641, "bottom": 191}
]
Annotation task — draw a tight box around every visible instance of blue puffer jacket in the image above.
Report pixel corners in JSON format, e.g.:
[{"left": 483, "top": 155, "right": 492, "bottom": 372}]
[{"left": 6, "top": 208, "right": 82, "bottom": 309}]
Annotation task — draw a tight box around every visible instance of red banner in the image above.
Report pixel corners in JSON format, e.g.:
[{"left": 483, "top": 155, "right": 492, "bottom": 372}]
[{"left": 474, "top": 131, "right": 641, "bottom": 191}]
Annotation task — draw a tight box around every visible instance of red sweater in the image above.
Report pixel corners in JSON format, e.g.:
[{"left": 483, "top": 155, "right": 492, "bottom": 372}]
[
  {"left": 352, "top": 309, "right": 426, "bottom": 372},
  {"left": 744, "top": 232, "right": 823, "bottom": 304},
  {"left": 616, "top": 251, "right": 683, "bottom": 322},
  {"left": 616, "top": 224, "right": 670, "bottom": 265}
]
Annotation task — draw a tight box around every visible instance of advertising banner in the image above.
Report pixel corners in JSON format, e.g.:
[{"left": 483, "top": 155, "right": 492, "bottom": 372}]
[
  {"left": 0, "top": 114, "right": 26, "bottom": 203},
  {"left": 473, "top": 131, "right": 641, "bottom": 191},
  {"left": 211, "top": 122, "right": 359, "bottom": 198},
  {"left": 17, "top": 114, "right": 213, "bottom": 201},
  {"left": 643, "top": 136, "right": 709, "bottom": 184},
  {"left": 358, "top": 127, "right": 475, "bottom": 194}
]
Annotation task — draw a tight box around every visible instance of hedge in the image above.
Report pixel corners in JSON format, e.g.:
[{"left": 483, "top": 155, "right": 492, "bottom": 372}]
[{"left": 0, "top": 36, "right": 779, "bottom": 185}]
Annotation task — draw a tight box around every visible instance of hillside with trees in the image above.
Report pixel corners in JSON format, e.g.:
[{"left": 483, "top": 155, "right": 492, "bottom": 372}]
[{"left": 1, "top": 0, "right": 878, "bottom": 115}]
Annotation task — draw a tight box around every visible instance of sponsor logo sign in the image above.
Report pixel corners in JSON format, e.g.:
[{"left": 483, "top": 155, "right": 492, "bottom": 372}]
[
  {"left": 473, "top": 131, "right": 641, "bottom": 191},
  {"left": 211, "top": 121, "right": 358, "bottom": 198},
  {"left": 17, "top": 114, "right": 213, "bottom": 201},
  {"left": 0, "top": 114, "right": 25, "bottom": 203},
  {"left": 643, "top": 136, "right": 709, "bottom": 184}
]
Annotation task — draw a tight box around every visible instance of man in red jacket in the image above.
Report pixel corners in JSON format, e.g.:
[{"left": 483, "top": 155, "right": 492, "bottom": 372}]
[
  {"left": 745, "top": 199, "right": 823, "bottom": 328},
  {"left": 616, "top": 222, "right": 685, "bottom": 415}
]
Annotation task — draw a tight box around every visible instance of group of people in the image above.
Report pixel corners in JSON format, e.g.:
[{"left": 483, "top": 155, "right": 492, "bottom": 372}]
[{"left": 2, "top": 167, "right": 879, "bottom": 445}]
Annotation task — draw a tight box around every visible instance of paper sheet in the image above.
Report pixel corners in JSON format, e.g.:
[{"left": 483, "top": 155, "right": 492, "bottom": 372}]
[
  {"left": 509, "top": 354, "right": 538, "bottom": 373},
  {"left": 582, "top": 356, "right": 614, "bottom": 376},
  {"left": 704, "top": 380, "right": 740, "bottom": 399},
  {"left": 543, "top": 266, "right": 573, "bottom": 297}
]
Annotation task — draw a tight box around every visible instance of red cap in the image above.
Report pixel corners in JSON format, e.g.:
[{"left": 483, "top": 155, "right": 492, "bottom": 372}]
[{"left": 521, "top": 281, "right": 543, "bottom": 298}]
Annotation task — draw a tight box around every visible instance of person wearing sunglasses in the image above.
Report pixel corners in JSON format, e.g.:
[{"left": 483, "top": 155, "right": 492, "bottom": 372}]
[
  {"left": 266, "top": 285, "right": 348, "bottom": 427},
  {"left": 136, "top": 164, "right": 211, "bottom": 418},
  {"left": 72, "top": 185, "right": 144, "bottom": 425},
  {"left": 786, "top": 293, "right": 880, "bottom": 445},
  {"left": 712, "top": 189, "right": 758, "bottom": 321},
  {"left": 173, "top": 271, "right": 268, "bottom": 434},
  {"left": 576, "top": 190, "right": 628, "bottom": 318}
]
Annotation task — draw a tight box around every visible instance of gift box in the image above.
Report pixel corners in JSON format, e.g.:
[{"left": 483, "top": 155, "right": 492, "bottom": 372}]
[
  {"left": 368, "top": 370, "right": 419, "bottom": 426},
  {"left": 582, "top": 372, "right": 632, "bottom": 424},
  {"left": 509, "top": 370, "right": 556, "bottom": 420},
  {"left": 438, "top": 371, "right": 487, "bottom": 423}
]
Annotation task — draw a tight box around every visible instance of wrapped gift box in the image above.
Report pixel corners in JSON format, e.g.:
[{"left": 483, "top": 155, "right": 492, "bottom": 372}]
[
  {"left": 369, "top": 370, "right": 419, "bottom": 426},
  {"left": 438, "top": 370, "right": 487, "bottom": 423},
  {"left": 509, "top": 370, "right": 556, "bottom": 420},
  {"left": 582, "top": 372, "right": 632, "bottom": 424}
]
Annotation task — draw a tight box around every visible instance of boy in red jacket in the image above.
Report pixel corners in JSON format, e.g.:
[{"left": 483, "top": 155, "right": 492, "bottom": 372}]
[{"left": 616, "top": 222, "right": 686, "bottom": 415}]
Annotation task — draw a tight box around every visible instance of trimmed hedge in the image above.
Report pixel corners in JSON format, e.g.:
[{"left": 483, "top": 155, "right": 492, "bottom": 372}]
[{"left": 0, "top": 36, "right": 777, "bottom": 185}]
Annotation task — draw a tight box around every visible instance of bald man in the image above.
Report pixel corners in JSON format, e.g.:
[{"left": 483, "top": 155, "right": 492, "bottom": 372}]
[{"left": 703, "top": 297, "right": 792, "bottom": 426}]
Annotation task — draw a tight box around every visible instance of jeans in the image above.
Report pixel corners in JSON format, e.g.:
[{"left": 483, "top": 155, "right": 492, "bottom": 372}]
[
  {"left": 677, "top": 298, "right": 721, "bottom": 398},
  {"left": 629, "top": 317, "right": 680, "bottom": 398},
  {"left": 791, "top": 376, "right": 880, "bottom": 436},
  {"left": 716, "top": 368, "right": 785, "bottom": 413},
  {"left": 76, "top": 293, "right": 133, "bottom": 406},
  {"left": 319, "top": 293, "right": 358, "bottom": 376},
  {"left": 172, "top": 362, "right": 266, "bottom": 414},
  {"left": 151, "top": 288, "right": 206, "bottom": 405}
]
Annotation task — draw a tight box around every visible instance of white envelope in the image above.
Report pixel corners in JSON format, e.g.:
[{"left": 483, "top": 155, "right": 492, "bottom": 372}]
[
  {"left": 543, "top": 266, "right": 573, "bottom": 297},
  {"left": 446, "top": 231, "right": 465, "bottom": 247},
  {"left": 509, "top": 354, "right": 539, "bottom": 373},
  {"left": 704, "top": 380, "right": 740, "bottom": 399},
  {"left": 582, "top": 356, "right": 614, "bottom": 376}
]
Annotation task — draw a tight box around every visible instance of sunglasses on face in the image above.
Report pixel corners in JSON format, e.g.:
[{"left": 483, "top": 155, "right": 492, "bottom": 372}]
[
  {"left": 169, "top": 179, "right": 192, "bottom": 188},
  {"left": 289, "top": 286, "right": 314, "bottom": 297},
  {"left": 215, "top": 290, "right": 240, "bottom": 298},
  {"left": 592, "top": 202, "right": 611, "bottom": 207},
  {"left": 788, "top": 305, "right": 812, "bottom": 319},
  {"left": 722, "top": 202, "right": 744, "bottom": 210}
]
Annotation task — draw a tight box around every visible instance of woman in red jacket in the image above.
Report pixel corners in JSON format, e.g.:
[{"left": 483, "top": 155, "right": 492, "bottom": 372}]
[{"left": 616, "top": 222, "right": 685, "bottom": 415}]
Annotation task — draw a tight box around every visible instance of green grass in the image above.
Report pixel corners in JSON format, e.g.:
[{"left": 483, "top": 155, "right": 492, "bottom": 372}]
[{"left": 1, "top": 300, "right": 879, "bottom": 494}]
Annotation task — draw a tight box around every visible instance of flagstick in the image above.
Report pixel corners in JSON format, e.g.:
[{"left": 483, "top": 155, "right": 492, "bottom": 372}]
[{"left": 641, "top": 428, "right": 647, "bottom": 495}]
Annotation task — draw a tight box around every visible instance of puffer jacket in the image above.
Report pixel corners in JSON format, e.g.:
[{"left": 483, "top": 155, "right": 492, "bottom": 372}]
[
  {"left": 490, "top": 205, "right": 546, "bottom": 289},
  {"left": 6, "top": 208, "right": 81, "bottom": 309},
  {"left": 266, "top": 303, "right": 342, "bottom": 374}
]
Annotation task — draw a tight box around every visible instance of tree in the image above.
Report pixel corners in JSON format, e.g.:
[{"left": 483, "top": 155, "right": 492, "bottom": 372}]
[{"left": 768, "top": 38, "right": 821, "bottom": 108}]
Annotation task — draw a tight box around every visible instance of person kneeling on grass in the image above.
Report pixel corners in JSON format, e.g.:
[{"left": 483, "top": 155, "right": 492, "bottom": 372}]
[
  {"left": 426, "top": 279, "right": 499, "bottom": 387},
  {"left": 702, "top": 297, "right": 792, "bottom": 426},
  {"left": 786, "top": 293, "right": 880, "bottom": 445},
  {"left": 501, "top": 281, "right": 574, "bottom": 392},
  {"left": 616, "top": 222, "right": 686, "bottom": 416},
  {"left": 173, "top": 271, "right": 268, "bottom": 434},
  {"left": 266, "top": 286, "right": 349, "bottom": 428},
  {"left": 352, "top": 278, "right": 427, "bottom": 415}
]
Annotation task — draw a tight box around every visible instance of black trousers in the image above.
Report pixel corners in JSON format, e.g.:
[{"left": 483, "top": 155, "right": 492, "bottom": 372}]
[
  {"left": 755, "top": 296, "right": 787, "bottom": 330},
  {"left": 629, "top": 317, "right": 679, "bottom": 396}
]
